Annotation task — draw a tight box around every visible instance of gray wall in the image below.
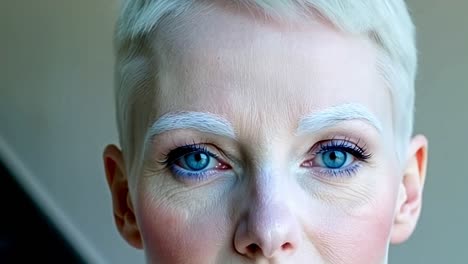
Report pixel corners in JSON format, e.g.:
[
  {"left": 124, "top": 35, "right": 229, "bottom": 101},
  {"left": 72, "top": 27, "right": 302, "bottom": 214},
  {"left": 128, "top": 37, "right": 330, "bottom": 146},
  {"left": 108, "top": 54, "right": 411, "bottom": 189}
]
[
  {"left": 390, "top": 1, "right": 468, "bottom": 263},
  {"left": 0, "top": 0, "right": 466, "bottom": 263},
  {"left": 0, "top": 0, "right": 144, "bottom": 263}
]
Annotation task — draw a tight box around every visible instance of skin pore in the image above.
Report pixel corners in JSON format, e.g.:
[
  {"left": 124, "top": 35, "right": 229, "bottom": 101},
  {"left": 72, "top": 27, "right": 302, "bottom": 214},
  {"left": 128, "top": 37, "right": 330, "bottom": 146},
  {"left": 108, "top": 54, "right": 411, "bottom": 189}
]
[{"left": 104, "top": 2, "right": 428, "bottom": 264}]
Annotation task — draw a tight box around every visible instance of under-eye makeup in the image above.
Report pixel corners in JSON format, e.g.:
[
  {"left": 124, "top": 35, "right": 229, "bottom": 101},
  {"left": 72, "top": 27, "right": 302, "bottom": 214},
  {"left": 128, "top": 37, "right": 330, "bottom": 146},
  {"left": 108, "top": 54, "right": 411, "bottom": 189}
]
[
  {"left": 301, "top": 137, "right": 372, "bottom": 178},
  {"left": 159, "top": 143, "right": 231, "bottom": 182}
]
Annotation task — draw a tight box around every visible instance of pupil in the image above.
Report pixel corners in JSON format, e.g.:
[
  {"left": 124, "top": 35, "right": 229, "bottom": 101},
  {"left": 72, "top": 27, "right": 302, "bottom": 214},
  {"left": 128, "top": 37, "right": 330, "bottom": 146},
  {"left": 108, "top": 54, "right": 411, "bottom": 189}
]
[
  {"left": 185, "top": 152, "right": 209, "bottom": 171},
  {"left": 323, "top": 150, "right": 346, "bottom": 169}
]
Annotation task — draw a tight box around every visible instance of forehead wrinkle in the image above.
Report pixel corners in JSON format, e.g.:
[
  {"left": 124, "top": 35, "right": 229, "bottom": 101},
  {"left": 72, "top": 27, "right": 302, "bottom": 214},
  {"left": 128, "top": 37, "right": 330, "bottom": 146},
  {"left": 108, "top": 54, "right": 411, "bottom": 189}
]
[
  {"left": 152, "top": 6, "right": 386, "bottom": 158},
  {"left": 296, "top": 103, "right": 383, "bottom": 136},
  {"left": 217, "top": 50, "right": 313, "bottom": 162}
]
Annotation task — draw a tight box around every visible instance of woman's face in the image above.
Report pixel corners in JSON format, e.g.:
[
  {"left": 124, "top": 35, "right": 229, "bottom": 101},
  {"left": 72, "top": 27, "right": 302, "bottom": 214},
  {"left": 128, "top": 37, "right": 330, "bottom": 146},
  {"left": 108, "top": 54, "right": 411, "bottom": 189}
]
[{"left": 130, "top": 5, "right": 408, "bottom": 264}]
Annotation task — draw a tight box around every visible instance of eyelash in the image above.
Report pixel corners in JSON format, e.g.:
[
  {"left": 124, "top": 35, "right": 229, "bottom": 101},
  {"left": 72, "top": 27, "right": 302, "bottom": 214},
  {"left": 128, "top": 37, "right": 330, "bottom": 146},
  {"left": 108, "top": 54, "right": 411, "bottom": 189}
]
[
  {"left": 307, "top": 138, "right": 372, "bottom": 177},
  {"left": 159, "top": 138, "right": 372, "bottom": 181},
  {"left": 159, "top": 143, "right": 224, "bottom": 182},
  {"left": 315, "top": 138, "right": 371, "bottom": 159}
]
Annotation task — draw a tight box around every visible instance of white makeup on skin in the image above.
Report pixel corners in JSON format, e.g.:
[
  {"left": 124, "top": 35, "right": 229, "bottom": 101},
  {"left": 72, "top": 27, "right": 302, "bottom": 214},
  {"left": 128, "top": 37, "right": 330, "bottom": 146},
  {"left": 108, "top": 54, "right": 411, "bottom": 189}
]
[
  {"left": 147, "top": 111, "right": 237, "bottom": 139},
  {"left": 141, "top": 103, "right": 382, "bottom": 164},
  {"left": 145, "top": 103, "right": 382, "bottom": 143},
  {"left": 296, "top": 103, "right": 383, "bottom": 136},
  {"left": 142, "top": 111, "right": 237, "bottom": 159}
]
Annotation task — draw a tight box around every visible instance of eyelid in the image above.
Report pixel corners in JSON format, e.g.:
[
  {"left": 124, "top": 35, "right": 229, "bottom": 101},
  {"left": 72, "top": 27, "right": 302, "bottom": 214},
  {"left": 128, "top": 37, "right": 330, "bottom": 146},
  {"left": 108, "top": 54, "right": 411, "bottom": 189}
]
[
  {"left": 309, "top": 138, "right": 372, "bottom": 161},
  {"left": 162, "top": 143, "right": 236, "bottom": 184},
  {"left": 161, "top": 142, "right": 233, "bottom": 170},
  {"left": 173, "top": 145, "right": 218, "bottom": 163},
  {"left": 299, "top": 137, "right": 373, "bottom": 179},
  {"left": 160, "top": 143, "right": 210, "bottom": 164}
]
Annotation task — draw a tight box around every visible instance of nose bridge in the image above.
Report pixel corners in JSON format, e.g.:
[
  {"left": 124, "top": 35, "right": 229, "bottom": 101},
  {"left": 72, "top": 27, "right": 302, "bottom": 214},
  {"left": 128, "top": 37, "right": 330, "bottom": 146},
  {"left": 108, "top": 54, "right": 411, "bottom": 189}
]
[
  {"left": 251, "top": 171, "right": 291, "bottom": 228},
  {"left": 234, "top": 166, "right": 302, "bottom": 259},
  {"left": 252, "top": 165, "right": 283, "bottom": 205}
]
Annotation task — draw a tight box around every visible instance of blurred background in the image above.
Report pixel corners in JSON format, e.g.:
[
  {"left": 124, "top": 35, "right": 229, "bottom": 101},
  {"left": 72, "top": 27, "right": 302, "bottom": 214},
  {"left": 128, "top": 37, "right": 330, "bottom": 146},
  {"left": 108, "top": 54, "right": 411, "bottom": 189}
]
[{"left": 0, "top": 0, "right": 466, "bottom": 263}]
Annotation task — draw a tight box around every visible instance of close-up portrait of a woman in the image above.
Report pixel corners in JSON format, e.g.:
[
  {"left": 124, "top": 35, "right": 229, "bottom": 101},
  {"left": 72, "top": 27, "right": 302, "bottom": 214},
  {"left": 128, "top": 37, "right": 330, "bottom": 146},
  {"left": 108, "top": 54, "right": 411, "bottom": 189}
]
[
  {"left": 102, "top": 0, "right": 428, "bottom": 263},
  {"left": 6, "top": 0, "right": 468, "bottom": 263}
]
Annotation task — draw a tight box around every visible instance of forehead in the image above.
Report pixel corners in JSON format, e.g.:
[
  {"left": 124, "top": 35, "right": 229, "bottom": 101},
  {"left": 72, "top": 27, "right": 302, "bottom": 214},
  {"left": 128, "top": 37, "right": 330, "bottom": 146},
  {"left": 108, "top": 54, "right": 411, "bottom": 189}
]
[{"left": 150, "top": 4, "right": 393, "bottom": 138}]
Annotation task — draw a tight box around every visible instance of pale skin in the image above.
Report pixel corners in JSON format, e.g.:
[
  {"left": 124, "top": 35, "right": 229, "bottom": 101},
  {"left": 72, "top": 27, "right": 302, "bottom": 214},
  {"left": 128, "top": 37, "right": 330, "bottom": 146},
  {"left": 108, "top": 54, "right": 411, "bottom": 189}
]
[{"left": 103, "top": 3, "right": 428, "bottom": 264}]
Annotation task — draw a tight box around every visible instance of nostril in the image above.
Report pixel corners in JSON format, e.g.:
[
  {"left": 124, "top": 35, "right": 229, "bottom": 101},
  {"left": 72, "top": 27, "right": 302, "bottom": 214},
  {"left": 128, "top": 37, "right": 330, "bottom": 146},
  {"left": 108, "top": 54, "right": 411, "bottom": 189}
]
[
  {"left": 281, "top": 242, "right": 292, "bottom": 251},
  {"left": 246, "top": 243, "right": 260, "bottom": 255},
  {"left": 245, "top": 242, "right": 293, "bottom": 258}
]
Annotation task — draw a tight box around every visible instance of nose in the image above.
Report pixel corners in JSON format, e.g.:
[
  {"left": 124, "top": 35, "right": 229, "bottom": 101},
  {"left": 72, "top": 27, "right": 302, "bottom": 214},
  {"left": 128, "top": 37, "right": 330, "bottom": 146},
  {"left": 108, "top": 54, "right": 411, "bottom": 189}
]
[{"left": 233, "top": 191, "right": 302, "bottom": 259}]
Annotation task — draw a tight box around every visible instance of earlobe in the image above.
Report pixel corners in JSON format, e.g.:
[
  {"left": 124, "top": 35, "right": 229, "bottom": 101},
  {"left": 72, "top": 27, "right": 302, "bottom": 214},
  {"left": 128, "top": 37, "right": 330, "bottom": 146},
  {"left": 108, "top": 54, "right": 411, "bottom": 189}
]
[
  {"left": 103, "top": 145, "right": 143, "bottom": 249},
  {"left": 390, "top": 135, "right": 428, "bottom": 244}
]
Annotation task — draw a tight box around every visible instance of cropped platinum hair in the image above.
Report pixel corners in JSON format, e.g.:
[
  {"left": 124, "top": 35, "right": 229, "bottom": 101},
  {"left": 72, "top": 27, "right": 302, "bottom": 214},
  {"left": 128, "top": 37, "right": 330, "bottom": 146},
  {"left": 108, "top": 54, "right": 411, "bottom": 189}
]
[{"left": 113, "top": 0, "right": 417, "bottom": 179}]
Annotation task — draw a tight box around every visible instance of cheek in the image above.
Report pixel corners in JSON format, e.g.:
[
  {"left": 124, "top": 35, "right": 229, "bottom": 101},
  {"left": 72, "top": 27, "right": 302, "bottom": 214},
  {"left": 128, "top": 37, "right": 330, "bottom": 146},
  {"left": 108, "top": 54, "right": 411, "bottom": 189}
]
[
  {"left": 309, "top": 177, "right": 399, "bottom": 263},
  {"left": 135, "top": 192, "right": 228, "bottom": 264},
  {"left": 338, "top": 196, "right": 395, "bottom": 263}
]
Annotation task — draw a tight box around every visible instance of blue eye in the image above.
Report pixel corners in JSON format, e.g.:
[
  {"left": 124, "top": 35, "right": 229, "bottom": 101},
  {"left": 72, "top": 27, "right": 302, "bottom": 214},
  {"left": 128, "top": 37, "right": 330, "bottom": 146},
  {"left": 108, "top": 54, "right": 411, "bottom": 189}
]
[
  {"left": 178, "top": 151, "right": 214, "bottom": 171},
  {"left": 302, "top": 139, "right": 372, "bottom": 177},
  {"left": 162, "top": 144, "right": 231, "bottom": 181},
  {"left": 319, "top": 150, "right": 350, "bottom": 168}
]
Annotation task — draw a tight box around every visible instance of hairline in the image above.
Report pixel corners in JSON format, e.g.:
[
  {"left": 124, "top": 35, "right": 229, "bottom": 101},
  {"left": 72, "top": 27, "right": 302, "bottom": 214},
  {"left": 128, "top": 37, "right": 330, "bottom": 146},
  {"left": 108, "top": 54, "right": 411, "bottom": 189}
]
[{"left": 114, "top": 0, "right": 417, "bottom": 181}]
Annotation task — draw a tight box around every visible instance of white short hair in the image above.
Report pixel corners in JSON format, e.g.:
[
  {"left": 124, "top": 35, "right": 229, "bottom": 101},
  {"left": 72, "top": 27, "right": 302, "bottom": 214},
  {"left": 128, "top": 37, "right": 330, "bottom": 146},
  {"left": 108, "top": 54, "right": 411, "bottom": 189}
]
[{"left": 113, "top": 0, "right": 417, "bottom": 179}]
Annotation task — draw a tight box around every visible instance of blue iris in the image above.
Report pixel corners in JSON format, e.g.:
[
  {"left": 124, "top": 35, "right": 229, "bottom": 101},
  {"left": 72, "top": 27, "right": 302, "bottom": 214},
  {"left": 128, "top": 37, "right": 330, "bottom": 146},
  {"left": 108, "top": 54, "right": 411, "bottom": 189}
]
[
  {"left": 184, "top": 152, "right": 210, "bottom": 171},
  {"left": 322, "top": 150, "right": 347, "bottom": 168}
]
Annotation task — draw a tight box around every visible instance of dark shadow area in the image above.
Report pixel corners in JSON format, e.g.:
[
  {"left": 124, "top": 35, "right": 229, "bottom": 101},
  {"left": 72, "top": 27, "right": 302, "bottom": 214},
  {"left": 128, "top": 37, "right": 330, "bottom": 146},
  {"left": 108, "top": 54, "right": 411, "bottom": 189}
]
[{"left": 0, "top": 161, "right": 85, "bottom": 264}]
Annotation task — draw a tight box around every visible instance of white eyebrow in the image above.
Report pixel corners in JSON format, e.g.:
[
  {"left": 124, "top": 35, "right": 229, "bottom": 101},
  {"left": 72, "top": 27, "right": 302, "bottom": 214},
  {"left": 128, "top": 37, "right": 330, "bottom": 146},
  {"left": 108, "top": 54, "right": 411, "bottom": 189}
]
[
  {"left": 296, "top": 103, "right": 383, "bottom": 136},
  {"left": 146, "top": 111, "right": 236, "bottom": 139}
]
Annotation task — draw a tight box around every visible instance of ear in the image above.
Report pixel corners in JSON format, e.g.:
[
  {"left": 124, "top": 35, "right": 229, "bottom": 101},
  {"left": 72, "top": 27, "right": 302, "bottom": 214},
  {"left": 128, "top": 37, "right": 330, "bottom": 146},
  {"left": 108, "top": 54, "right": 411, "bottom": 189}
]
[
  {"left": 103, "top": 144, "right": 143, "bottom": 249},
  {"left": 390, "top": 135, "right": 428, "bottom": 244}
]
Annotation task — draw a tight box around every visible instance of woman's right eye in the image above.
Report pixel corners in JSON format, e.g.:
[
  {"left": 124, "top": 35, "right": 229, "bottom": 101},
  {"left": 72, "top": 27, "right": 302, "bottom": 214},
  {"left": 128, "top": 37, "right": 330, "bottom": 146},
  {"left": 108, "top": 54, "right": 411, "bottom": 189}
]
[
  {"left": 162, "top": 144, "right": 231, "bottom": 181},
  {"left": 175, "top": 151, "right": 220, "bottom": 171}
]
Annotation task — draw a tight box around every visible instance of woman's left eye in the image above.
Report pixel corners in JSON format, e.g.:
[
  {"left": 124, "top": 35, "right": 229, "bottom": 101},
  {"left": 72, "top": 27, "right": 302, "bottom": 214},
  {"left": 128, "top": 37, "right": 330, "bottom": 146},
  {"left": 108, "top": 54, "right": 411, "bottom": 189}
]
[
  {"left": 316, "top": 150, "right": 353, "bottom": 169},
  {"left": 301, "top": 139, "right": 371, "bottom": 177}
]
